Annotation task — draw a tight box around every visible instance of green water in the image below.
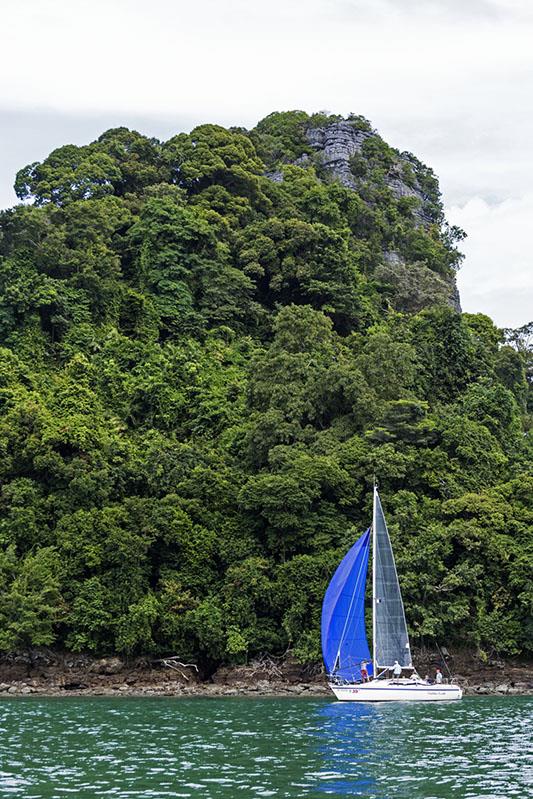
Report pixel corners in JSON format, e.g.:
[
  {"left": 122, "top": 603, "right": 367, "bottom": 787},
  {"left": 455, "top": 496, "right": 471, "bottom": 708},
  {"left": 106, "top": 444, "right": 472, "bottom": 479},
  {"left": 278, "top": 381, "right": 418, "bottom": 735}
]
[{"left": 0, "top": 696, "right": 531, "bottom": 798}]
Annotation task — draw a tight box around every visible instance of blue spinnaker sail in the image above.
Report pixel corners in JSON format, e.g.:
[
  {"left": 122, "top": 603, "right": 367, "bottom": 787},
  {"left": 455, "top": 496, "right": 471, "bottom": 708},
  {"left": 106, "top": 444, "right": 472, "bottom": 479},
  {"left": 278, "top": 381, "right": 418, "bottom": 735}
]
[{"left": 321, "top": 529, "right": 372, "bottom": 682}]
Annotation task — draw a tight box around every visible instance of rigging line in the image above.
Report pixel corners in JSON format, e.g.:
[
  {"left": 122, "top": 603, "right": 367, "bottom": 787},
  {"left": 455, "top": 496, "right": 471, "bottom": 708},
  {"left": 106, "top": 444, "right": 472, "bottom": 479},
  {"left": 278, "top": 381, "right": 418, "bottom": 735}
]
[
  {"left": 436, "top": 641, "right": 453, "bottom": 678},
  {"left": 333, "top": 531, "right": 369, "bottom": 673}
]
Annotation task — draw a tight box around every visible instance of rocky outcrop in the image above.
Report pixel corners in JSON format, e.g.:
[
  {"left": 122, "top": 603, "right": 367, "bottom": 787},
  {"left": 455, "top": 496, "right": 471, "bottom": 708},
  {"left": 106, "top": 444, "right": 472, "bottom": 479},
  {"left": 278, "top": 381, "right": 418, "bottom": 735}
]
[
  {"left": 306, "top": 120, "right": 434, "bottom": 225},
  {"left": 448, "top": 280, "right": 462, "bottom": 313},
  {"left": 306, "top": 121, "right": 372, "bottom": 191},
  {"left": 303, "top": 119, "right": 461, "bottom": 312},
  {"left": 261, "top": 118, "right": 463, "bottom": 313}
]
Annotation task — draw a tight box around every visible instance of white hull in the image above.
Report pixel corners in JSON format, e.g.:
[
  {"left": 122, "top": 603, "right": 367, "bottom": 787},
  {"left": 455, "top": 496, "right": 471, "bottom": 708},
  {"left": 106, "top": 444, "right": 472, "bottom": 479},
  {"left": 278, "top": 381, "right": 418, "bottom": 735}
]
[{"left": 330, "top": 678, "right": 463, "bottom": 702}]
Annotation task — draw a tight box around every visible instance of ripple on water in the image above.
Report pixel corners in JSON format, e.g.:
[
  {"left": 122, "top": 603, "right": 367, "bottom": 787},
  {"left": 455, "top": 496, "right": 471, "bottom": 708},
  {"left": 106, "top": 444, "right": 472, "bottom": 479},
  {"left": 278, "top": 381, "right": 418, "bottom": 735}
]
[{"left": 0, "top": 696, "right": 531, "bottom": 798}]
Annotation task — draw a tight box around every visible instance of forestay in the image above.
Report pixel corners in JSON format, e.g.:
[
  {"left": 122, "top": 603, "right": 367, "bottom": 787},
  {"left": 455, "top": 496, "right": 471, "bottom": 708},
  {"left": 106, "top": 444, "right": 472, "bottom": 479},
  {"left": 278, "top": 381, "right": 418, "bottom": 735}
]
[
  {"left": 373, "top": 491, "right": 412, "bottom": 669},
  {"left": 321, "top": 529, "right": 373, "bottom": 682}
]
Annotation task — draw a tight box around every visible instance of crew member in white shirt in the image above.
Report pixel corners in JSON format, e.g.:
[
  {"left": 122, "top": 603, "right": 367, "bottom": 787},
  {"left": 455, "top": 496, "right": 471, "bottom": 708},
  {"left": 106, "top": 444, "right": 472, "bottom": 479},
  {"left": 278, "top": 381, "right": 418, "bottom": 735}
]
[{"left": 392, "top": 660, "right": 402, "bottom": 679}]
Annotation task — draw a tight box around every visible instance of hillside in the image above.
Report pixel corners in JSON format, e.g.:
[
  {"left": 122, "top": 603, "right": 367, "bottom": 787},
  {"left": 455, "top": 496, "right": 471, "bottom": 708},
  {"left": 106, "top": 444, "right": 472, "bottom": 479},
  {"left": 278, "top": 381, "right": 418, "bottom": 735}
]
[{"left": 0, "top": 111, "right": 531, "bottom": 670}]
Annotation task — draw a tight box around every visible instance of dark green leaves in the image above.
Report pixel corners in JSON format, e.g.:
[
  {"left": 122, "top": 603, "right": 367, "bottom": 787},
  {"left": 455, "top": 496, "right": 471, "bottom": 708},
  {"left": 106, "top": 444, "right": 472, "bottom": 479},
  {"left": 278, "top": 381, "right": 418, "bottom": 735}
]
[{"left": 0, "top": 113, "right": 530, "bottom": 666}]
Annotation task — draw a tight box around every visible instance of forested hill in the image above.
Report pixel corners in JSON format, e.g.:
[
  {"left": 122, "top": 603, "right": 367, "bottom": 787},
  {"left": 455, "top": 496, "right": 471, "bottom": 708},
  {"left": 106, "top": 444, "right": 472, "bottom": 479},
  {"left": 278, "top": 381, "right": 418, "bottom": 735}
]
[{"left": 0, "top": 111, "right": 531, "bottom": 668}]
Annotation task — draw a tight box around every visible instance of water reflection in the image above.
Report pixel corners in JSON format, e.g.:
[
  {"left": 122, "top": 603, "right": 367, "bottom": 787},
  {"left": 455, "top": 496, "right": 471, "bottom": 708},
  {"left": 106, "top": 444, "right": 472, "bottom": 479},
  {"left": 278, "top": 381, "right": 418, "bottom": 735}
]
[
  {"left": 310, "top": 696, "right": 533, "bottom": 799},
  {"left": 312, "top": 702, "right": 381, "bottom": 797}
]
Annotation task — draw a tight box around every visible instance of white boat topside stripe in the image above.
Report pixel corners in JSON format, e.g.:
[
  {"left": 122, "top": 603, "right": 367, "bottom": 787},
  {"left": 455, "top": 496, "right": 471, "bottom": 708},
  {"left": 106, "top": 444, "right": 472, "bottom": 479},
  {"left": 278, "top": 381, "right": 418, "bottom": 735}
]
[{"left": 331, "top": 685, "right": 460, "bottom": 691}]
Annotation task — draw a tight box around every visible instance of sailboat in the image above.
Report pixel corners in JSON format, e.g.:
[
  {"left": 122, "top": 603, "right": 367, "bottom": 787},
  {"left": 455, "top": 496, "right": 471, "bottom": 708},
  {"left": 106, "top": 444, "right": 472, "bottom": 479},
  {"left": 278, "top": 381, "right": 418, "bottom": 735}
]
[{"left": 321, "top": 485, "right": 463, "bottom": 701}]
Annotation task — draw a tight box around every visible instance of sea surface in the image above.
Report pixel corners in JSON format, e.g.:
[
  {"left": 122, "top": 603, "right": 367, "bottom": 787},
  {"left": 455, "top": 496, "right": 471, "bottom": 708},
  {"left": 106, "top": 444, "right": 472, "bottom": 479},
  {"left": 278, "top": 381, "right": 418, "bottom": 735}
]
[{"left": 0, "top": 695, "right": 531, "bottom": 798}]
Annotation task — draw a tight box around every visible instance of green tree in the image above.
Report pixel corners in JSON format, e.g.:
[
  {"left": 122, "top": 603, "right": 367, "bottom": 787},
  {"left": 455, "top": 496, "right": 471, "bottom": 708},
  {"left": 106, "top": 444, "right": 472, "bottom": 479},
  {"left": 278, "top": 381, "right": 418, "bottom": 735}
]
[
  {"left": 0, "top": 111, "right": 530, "bottom": 667},
  {"left": 0, "top": 547, "right": 63, "bottom": 651}
]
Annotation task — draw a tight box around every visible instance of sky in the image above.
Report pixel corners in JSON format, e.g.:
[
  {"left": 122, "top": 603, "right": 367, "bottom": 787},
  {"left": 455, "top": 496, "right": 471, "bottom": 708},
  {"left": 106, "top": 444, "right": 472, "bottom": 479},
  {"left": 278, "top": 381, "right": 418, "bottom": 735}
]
[{"left": 1, "top": 0, "right": 532, "bottom": 327}]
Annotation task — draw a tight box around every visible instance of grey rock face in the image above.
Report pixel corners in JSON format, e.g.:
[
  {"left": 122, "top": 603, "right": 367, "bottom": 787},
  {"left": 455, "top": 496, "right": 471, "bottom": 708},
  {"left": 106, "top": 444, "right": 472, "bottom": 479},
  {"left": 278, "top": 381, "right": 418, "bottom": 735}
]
[
  {"left": 306, "top": 121, "right": 433, "bottom": 224},
  {"left": 263, "top": 117, "right": 461, "bottom": 313},
  {"left": 305, "top": 120, "right": 461, "bottom": 312},
  {"left": 307, "top": 122, "right": 372, "bottom": 190},
  {"left": 448, "top": 280, "right": 462, "bottom": 313}
]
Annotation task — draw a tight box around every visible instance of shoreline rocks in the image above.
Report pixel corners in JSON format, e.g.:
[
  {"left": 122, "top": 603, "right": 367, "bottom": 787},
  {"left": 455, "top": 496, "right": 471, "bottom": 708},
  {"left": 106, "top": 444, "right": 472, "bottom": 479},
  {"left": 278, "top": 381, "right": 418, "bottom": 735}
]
[
  {"left": 0, "top": 650, "right": 531, "bottom": 699},
  {"left": 0, "top": 677, "right": 531, "bottom": 699},
  {"left": 0, "top": 678, "right": 332, "bottom": 698}
]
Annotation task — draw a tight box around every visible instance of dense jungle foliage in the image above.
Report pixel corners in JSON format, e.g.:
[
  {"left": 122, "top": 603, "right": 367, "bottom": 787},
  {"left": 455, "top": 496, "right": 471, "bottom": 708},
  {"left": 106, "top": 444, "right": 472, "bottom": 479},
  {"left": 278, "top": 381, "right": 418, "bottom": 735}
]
[{"left": 0, "top": 111, "right": 531, "bottom": 669}]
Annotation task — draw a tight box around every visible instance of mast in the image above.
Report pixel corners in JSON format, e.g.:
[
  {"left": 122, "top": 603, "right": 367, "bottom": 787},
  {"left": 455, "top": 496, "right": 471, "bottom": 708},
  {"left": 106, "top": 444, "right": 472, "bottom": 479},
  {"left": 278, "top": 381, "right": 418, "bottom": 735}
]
[{"left": 372, "top": 480, "right": 377, "bottom": 677}]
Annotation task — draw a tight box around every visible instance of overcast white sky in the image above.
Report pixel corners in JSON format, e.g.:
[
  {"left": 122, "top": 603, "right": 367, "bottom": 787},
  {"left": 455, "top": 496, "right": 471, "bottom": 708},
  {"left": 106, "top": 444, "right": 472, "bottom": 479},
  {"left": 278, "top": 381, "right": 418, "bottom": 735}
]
[{"left": 1, "top": 0, "right": 532, "bottom": 327}]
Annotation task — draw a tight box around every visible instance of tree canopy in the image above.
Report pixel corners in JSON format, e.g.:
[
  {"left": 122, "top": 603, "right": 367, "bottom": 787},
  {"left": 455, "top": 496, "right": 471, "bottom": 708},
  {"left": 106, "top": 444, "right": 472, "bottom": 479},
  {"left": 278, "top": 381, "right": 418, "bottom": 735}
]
[{"left": 0, "top": 113, "right": 531, "bottom": 668}]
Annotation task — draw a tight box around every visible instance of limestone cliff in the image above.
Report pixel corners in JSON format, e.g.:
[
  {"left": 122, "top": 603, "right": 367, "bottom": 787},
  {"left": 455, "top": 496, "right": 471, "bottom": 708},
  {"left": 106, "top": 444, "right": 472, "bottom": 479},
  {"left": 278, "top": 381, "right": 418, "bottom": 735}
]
[
  {"left": 261, "top": 114, "right": 462, "bottom": 313},
  {"left": 306, "top": 120, "right": 435, "bottom": 225},
  {"left": 306, "top": 119, "right": 461, "bottom": 313}
]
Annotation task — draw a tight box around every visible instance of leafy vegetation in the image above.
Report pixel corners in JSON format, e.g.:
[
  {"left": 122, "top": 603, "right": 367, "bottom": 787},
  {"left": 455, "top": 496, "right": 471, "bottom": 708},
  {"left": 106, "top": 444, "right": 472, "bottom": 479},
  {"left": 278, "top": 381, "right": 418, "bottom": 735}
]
[{"left": 0, "top": 113, "right": 531, "bottom": 670}]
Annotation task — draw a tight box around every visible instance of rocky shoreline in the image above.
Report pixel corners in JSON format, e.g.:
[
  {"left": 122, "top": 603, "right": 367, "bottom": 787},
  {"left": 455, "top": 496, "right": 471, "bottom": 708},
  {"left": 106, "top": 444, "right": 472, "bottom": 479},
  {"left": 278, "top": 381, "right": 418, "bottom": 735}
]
[
  {"left": 0, "top": 650, "right": 532, "bottom": 699},
  {"left": 2, "top": 680, "right": 532, "bottom": 699}
]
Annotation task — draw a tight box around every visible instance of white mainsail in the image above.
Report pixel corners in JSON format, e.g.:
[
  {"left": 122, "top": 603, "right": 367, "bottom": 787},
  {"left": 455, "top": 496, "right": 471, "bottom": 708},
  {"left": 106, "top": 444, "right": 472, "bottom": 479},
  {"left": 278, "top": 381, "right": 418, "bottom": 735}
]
[{"left": 372, "top": 486, "right": 412, "bottom": 671}]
